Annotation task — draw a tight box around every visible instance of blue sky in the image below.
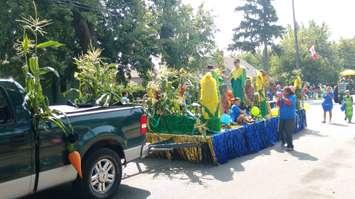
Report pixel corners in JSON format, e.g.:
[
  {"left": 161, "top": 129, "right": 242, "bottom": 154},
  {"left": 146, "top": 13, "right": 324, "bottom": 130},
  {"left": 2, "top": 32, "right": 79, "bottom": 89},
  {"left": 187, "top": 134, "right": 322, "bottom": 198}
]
[{"left": 182, "top": 0, "right": 355, "bottom": 51}]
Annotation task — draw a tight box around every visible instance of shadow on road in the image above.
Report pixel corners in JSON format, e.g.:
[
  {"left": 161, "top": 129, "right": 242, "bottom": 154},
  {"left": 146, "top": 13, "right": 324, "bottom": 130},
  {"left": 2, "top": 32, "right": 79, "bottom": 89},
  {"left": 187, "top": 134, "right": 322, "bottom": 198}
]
[
  {"left": 117, "top": 184, "right": 151, "bottom": 199},
  {"left": 329, "top": 123, "right": 349, "bottom": 127},
  {"left": 30, "top": 128, "right": 321, "bottom": 198},
  {"left": 288, "top": 150, "right": 318, "bottom": 161},
  {"left": 26, "top": 183, "right": 151, "bottom": 199},
  {"left": 138, "top": 128, "right": 321, "bottom": 185},
  {"left": 295, "top": 129, "right": 327, "bottom": 138},
  {"left": 140, "top": 158, "right": 233, "bottom": 184}
]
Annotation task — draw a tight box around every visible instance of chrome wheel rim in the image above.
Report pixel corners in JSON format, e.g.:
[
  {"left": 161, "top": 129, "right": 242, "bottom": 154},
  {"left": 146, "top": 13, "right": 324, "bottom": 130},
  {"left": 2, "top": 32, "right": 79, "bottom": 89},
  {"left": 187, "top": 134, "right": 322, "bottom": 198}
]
[{"left": 90, "top": 158, "right": 116, "bottom": 194}]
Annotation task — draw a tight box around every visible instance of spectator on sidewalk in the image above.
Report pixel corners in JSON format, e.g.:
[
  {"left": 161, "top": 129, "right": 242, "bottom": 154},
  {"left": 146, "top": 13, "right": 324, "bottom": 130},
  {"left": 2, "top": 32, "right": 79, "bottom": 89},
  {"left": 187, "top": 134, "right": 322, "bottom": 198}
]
[
  {"left": 343, "top": 90, "right": 353, "bottom": 123},
  {"left": 322, "top": 86, "right": 334, "bottom": 123},
  {"left": 277, "top": 86, "right": 297, "bottom": 151}
]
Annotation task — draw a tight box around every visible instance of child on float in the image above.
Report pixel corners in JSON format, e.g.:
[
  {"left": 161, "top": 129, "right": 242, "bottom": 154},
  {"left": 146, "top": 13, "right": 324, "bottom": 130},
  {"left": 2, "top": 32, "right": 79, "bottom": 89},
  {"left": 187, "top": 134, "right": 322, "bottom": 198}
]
[
  {"left": 230, "top": 97, "right": 254, "bottom": 124},
  {"left": 244, "top": 77, "right": 254, "bottom": 111},
  {"left": 343, "top": 90, "right": 353, "bottom": 123}
]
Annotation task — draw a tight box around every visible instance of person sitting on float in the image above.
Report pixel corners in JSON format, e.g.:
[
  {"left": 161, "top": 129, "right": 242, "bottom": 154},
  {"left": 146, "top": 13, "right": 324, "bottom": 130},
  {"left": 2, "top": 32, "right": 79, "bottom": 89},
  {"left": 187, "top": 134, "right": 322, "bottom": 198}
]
[
  {"left": 244, "top": 77, "right": 254, "bottom": 111},
  {"left": 230, "top": 97, "right": 254, "bottom": 124}
]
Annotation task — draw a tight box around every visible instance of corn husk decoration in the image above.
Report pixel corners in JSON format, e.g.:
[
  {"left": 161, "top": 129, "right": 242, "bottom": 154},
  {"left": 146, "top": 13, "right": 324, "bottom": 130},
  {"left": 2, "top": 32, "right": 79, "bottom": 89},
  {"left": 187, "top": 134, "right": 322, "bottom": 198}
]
[
  {"left": 200, "top": 73, "right": 219, "bottom": 119},
  {"left": 200, "top": 73, "right": 221, "bottom": 131}
]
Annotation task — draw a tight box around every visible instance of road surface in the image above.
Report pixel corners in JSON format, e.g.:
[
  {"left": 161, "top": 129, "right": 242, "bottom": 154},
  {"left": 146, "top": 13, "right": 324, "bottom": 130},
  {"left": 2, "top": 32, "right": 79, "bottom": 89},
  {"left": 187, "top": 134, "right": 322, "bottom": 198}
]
[{"left": 30, "top": 101, "right": 355, "bottom": 199}]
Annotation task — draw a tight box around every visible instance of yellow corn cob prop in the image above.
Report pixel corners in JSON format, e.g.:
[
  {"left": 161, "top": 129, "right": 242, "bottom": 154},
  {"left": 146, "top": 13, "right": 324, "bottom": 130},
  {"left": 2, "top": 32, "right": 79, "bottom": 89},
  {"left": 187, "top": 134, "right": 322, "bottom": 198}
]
[
  {"left": 294, "top": 75, "right": 302, "bottom": 89},
  {"left": 200, "top": 73, "right": 219, "bottom": 119}
]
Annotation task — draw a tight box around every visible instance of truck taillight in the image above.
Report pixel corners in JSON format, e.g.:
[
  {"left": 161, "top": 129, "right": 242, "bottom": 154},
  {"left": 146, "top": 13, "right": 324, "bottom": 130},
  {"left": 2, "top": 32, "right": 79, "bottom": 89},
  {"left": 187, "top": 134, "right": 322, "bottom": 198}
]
[{"left": 140, "top": 114, "right": 147, "bottom": 136}]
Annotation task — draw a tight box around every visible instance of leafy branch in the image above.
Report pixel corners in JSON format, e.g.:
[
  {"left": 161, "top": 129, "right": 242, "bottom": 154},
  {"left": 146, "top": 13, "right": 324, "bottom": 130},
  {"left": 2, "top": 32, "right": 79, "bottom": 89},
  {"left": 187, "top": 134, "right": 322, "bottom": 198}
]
[{"left": 16, "top": 0, "right": 82, "bottom": 177}]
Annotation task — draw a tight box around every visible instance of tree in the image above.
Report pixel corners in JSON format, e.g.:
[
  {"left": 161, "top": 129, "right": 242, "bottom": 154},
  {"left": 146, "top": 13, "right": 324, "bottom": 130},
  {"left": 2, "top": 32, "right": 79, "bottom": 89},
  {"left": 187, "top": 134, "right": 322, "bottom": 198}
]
[
  {"left": 0, "top": 0, "right": 217, "bottom": 101},
  {"left": 151, "top": 1, "right": 216, "bottom": 69},
  {"left": 334, "top": 38, "right": 355, "bottom": 69},
  {"left": 238, "top": 51, "right": 263, "bottom": 69},
  {"left": 272, "top": 22, "right": 340, "bottom": 84},
  {"left": 229, "top": 0, "right": 283, "bottom": 71}
]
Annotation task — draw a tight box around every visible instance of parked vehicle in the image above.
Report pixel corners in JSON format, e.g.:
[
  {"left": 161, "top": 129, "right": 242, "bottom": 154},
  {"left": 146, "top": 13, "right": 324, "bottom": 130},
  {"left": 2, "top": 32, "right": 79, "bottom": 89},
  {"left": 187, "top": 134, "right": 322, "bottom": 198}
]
[{"left": 0, "top": 79, "right": 148, "bottom": 199}]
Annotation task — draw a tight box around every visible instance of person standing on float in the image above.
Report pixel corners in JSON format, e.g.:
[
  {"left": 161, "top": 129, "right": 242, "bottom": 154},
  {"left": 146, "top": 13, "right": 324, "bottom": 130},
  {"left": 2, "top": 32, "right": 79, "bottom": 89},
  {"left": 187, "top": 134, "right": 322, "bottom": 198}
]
[
  {"left": 230, "top": 59, "right": 246, "bottom": 106},
  {"left": 293, "top": 72, "right": 303, "bottom": 110},
  {"left": 255, "top": 70, "right": 270, "bottom": 117}
]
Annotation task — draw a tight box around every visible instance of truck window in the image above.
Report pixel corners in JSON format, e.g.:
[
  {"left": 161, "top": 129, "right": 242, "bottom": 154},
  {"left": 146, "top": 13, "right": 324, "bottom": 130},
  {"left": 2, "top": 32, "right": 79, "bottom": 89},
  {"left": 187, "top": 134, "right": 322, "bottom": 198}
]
[{"left": 0, "top": 88, "right": 14, "bottom": 125}]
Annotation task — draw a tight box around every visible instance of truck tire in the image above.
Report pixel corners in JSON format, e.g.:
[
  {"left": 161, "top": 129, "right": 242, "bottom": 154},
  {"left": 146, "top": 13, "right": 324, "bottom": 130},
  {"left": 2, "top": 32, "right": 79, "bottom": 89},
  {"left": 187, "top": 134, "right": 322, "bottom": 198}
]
[{"left": 80, "top": 148, "right": 122, "bottom": 199}]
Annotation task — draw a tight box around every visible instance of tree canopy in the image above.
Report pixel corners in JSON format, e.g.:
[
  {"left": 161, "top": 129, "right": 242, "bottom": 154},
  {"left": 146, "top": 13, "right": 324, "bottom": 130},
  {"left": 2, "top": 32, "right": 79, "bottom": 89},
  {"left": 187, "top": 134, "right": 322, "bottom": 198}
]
[
  {"left": 229, "top": 0, "right": 283, "bottom": 70},
  {"left": 0, "top": 0, "right": 216, "bottom": 103}
]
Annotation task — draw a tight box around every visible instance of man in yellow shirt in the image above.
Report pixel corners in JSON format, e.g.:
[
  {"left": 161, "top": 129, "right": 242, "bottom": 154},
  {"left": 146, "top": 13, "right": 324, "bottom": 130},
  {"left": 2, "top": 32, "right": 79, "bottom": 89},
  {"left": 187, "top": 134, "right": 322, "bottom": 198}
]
[{"left": 230, "top": 59, "right": 246, "bottom": 105}]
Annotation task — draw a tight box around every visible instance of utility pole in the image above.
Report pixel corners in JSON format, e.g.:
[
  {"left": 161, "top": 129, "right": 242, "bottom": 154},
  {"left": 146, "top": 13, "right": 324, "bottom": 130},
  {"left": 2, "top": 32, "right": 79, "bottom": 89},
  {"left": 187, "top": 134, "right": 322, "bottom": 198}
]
[{"left": 292, "top": 0, "right": 301, "bottom": 69}]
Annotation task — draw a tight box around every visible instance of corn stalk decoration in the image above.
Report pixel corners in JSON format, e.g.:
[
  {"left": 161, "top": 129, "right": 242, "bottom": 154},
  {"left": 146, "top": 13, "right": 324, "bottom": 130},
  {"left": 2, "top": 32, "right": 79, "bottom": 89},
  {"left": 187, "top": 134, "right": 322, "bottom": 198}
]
[
  {"left": 144, "top": 68, "right": 199, "bottom": 117},
  {"left": 68, "top": 47, "right": 122, "bottom": 107},
  {"left": 16, "top": 1, "right": 82, "bottom": 178}
]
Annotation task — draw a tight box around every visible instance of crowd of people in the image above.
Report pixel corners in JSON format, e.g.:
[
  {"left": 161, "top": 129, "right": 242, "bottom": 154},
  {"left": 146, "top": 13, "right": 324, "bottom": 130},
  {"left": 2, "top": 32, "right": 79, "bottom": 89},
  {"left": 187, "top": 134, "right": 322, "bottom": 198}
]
[
  {"left": 203, "top": 58, "right": 354, "bottom": 151},
  {"left": 321, "top": 85, "right": 353, "bottom": 124},
  {"left": 207, "top": 58, "right": 299, "bottom": 151}
]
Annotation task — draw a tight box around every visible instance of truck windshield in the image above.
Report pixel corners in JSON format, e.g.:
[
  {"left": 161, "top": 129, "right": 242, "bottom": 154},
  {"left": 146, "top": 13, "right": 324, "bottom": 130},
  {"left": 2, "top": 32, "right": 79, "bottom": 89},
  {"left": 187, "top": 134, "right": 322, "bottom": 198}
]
[{"left": 0, "top": 88, "right": 13, "bottom": 124}]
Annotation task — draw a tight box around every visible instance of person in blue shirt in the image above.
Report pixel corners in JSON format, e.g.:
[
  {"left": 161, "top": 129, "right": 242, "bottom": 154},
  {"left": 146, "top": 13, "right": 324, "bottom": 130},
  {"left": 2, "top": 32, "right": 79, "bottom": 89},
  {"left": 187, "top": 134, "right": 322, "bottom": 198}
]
[
  {"left": 321, "top": 86, "right": 334, "bottom": 123},
  {"left": 230, "top": 97, "right": 253, "bottom": 124},
  {"left": 277, "top": 86, "right": 297, "bottom": 151}
]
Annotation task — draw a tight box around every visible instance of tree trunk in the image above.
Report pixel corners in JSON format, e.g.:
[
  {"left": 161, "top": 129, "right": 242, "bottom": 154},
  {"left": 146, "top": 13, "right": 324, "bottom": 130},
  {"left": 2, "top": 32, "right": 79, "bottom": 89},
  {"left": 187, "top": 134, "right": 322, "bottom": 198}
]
[
  {"left": 262, "top": 42, "right": 269, "bottom": 71},
  {"left": 72, "top": 9, "right": 93, "bottom": 52}
]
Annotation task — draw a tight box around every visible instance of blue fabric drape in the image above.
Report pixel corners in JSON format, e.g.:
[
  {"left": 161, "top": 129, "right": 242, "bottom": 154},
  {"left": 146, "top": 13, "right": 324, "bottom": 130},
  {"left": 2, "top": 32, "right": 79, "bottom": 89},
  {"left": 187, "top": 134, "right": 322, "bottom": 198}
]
[
  {"left": 212, "top": 110, "right": 307, "bottom": 164},
  {"left": 212, "top": 128, "right": 248, "bottom": 164}
]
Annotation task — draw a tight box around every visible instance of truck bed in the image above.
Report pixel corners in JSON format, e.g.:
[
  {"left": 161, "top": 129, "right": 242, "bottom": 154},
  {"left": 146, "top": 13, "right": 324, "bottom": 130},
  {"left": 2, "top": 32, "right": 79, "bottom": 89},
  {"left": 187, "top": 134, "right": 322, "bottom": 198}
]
[{"left": 50, "top": 105, "right": 142, "bottom": 116}]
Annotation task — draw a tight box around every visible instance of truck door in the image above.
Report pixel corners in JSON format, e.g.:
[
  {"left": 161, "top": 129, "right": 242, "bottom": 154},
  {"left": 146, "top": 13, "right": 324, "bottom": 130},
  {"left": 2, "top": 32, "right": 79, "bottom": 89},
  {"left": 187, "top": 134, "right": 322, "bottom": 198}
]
[{"left": 0, "top": 87, "right": 34, "bottom": 198}]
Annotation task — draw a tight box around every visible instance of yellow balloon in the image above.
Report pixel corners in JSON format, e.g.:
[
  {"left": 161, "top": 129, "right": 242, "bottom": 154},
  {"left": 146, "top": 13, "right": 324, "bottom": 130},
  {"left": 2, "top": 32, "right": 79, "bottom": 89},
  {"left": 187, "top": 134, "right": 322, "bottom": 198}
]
[
  {"left": 271, "top": 108, "right": 279, "bottom": 117},
  {"left": 251, "top": 106, "right": 261, "bottom": 117}
]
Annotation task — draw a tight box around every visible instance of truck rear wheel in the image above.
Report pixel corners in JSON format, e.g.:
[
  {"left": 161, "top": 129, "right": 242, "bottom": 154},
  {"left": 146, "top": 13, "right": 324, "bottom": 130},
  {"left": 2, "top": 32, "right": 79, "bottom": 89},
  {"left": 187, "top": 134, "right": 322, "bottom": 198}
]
[{"left": 80, "top": 148, "right": 122, "bottom": 199}]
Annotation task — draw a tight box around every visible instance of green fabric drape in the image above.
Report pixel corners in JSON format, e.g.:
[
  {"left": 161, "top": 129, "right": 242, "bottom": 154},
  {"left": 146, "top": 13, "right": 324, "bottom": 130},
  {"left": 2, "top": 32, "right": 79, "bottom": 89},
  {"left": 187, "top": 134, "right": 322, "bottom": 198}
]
[{"left": 231, "top": 68, "right": 246, "bottom": 104}]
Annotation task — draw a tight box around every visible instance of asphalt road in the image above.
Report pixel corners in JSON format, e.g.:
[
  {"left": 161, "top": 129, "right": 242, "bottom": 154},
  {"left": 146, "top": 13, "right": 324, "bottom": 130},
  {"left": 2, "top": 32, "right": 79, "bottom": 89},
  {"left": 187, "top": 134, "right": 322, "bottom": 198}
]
[{"left": 29, "top": 101, "right": 355, "bottom": 199}]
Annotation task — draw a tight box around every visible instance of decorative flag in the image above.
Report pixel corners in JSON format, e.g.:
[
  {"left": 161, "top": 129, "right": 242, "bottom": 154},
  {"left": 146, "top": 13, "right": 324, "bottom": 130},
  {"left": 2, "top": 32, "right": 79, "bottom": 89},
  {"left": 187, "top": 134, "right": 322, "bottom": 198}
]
[{"left": 309, "top": 45, "right": 318, "bottom": 60}]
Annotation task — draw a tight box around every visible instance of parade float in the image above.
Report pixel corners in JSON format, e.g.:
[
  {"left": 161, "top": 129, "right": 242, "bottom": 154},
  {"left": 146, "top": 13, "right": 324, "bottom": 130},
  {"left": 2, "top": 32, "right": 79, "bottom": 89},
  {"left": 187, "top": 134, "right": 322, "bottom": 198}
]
[{"left": 145, "top": 68, "right": 307, "bottom": 164}]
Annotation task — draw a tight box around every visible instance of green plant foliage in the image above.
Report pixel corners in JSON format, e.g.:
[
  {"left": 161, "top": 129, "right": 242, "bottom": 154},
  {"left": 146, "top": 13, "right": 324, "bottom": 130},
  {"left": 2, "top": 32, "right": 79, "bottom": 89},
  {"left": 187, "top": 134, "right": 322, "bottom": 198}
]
[
  {"left": 71, "top": 47, "right": 122, "bottom": 106},
  {"left": 0, "top": 0, "right": 216, "bottom": 101},
  {"left": 152, "top": 2, "right": 216, "bottom": 69},
  {"left": 16, "top": 1, "right": 70, "bottom": 135},
  {"left": 333, "top": 38, "right": 355, "bottom": 69},
  {"left": 123, "top": 83, "right": 146, "bottom": 99},
  {"left": 238, "top": 21, "right": 345, "bottom": 85},
  {"left": 144, "top": 68, "right": 199, "bottom": 117},
  {"left": 274, "top": 22, "right": 340, "bottom": 84}
]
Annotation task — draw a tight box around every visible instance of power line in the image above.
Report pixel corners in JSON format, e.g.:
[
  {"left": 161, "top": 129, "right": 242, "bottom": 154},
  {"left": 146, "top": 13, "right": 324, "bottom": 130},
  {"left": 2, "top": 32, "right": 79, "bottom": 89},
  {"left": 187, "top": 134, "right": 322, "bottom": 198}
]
[{"left": 50, "top": 0, "right": 120, "bottom": 17}]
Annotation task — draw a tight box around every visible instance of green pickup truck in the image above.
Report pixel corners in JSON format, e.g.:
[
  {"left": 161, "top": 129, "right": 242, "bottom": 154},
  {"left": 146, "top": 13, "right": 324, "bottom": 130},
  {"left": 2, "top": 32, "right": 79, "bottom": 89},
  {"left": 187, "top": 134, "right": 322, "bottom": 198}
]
[{"left": 0, "top": 79, "right": 148, "bottom": 199}]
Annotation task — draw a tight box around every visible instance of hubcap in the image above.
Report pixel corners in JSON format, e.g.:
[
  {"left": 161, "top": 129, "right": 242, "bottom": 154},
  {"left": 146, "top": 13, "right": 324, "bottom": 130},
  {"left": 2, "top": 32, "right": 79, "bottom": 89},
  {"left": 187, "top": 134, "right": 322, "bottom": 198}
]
[{"left": 90, "top": 158, "right": 115, "bottom": 194}]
